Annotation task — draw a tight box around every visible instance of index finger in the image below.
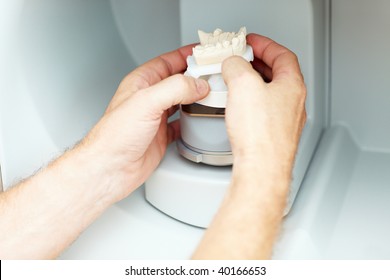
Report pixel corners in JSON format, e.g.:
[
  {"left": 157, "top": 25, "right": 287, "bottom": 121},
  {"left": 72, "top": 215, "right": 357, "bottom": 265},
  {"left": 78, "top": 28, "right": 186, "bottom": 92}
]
[
  {"left": 247, "top": 33, "right": 303, "bottom": 83},
  {"left": 128, "top": 44, "right": 196, "bottom": 91}
]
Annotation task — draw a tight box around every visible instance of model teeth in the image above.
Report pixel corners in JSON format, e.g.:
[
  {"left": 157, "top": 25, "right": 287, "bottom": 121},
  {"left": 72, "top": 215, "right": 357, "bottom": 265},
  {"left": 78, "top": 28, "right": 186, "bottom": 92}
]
[{"left": 193, "top": 27, "right": 247, "bottom": 65}]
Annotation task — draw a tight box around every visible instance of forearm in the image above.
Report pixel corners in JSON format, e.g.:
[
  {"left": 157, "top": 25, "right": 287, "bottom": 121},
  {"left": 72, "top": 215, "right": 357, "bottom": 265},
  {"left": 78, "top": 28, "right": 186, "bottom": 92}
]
[
  {"left": 192, "top": 158, "right": 290, "bottom": 259},
  {"left": 0, "top": 142, "right": 120, "bottom": 259},
  {"left": 193, "top": 33, "right": 305, "bottom": 260}
]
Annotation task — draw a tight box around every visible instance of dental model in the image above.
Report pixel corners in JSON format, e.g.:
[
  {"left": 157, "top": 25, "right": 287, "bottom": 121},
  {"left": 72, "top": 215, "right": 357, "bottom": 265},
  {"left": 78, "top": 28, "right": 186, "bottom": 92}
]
[
  {"left": 177, "top": 27, "right": 253, "bottom": 166},
  {"left": 145, "top": 28, "right": 254, "bottom": 228},
  {"left": 193, "top": 27, "right": 247, "bottom": 65}
]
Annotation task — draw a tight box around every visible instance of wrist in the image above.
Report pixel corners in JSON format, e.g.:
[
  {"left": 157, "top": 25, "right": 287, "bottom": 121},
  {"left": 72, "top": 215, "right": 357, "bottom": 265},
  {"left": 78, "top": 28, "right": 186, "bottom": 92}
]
[
  {"left": 0, "top": 140, "right": 126, "bottom": 259},
  {"left": 230, "top": 155, "right": 292, "bottom": 199},
  {"left": 54, "top": 141, "right": 128, "bottom": 208}
]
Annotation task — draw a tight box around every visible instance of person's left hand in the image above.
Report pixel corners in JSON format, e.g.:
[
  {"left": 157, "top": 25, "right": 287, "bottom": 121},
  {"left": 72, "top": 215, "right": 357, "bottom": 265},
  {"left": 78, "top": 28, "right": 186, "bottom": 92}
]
[{"left": 83, "top": 46, "right": 209, "bottom": 203}]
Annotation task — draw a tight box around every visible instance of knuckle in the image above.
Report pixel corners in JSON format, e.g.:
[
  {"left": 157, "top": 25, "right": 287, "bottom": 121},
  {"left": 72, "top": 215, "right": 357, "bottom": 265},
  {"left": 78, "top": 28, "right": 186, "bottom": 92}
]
[
  {"left": 284, "top": 49, "right": 300, "bottom": 65},
  {"left": 223, "top": 55, "right": 243, "bottom": 66},
  {"left": 172, "top": 74, "right": 192, "bottom": 89},
  {"left": 299, "top": 88, "right": 307, "bottom": 109},
  {"left": 303, "top": 108, "right": 307, "bottom": 120},
  {"left": 302, "top": 109, "right": 308, "bottom": 126},
  {"left": 299, "top": 81, "right": 307, "bottom": 98},
  {"left": 293, "top": 78, "right": 307, "bottom": 98},
  {"left": 232, "top": 69, "right": 262, "bottom": 86},
  {"left": 289, "top": 81, "right": 307, "bottom": 114},
  {"left": 290, "top": 51, "right": 299, "bottom": 62},
  {"left": 286, "top": 77, "right": 306, "bottom": 100}
]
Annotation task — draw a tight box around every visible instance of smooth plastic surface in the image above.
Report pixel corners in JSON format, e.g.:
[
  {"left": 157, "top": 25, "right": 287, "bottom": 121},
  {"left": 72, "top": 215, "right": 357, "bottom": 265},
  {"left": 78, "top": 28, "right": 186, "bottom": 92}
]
[
  {"left": 331, "top": 0, "right": 390, "bottom": 152},
  {"left": 274, "top": 125, "right": 390, "bottom": 259},
  {"left": 185, "top": 45, "right": 253, "bottom": 78},
  {"left": 195, "top": 74, "right": 228, "bottom": 108},
  {"left": 61, "top": 185, "right": 205, "bottom": 259},
  {"left": 146, "top": 144, "right": 232, "bottom": 228},
  {"left": 180, "top": 111, "right": 230, "bottom": 152},
  {"left": 0, "top": 0, "right": 134, "bottom": 187},
  {"left": 177, "top": 139, "right": 233, "bottom": 166}
]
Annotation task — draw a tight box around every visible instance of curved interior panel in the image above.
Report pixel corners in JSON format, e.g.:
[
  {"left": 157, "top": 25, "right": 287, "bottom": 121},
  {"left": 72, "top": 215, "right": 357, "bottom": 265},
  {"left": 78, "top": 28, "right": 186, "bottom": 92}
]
[
  {"left": 110, "top": 0, "right": 181, "bottom": 65},
  {"left": 0, "top": 0, "right": 182, "bottom": 185},
  {"left": 331, "top": 0, "right": 390, "bottom": 152},
  {"left": 17, "top": 0, "right": 135, "bottom": 149}
]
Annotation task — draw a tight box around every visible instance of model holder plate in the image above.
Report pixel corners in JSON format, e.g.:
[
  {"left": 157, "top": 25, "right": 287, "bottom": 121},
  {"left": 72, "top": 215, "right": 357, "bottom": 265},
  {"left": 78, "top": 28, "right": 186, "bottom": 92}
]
[{"left": 176, "top": 139, "right": 233, "bottom": 166}]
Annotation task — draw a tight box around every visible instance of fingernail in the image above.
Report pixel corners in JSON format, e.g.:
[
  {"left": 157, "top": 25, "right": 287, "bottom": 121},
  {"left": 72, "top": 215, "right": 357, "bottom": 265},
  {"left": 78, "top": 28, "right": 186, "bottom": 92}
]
[{"left": 195, "top": 79, "right": 209, "bottom": 95}]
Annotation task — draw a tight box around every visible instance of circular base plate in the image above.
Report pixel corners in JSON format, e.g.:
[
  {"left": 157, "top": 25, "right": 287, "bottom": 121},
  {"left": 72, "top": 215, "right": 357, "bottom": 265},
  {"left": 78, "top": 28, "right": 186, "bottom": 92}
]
[
  {"left": 145, "top": 143, "right": 232, "bottom": 228},
  {"left": 177, "top": 139, "right": 233, "bottom": 166}
]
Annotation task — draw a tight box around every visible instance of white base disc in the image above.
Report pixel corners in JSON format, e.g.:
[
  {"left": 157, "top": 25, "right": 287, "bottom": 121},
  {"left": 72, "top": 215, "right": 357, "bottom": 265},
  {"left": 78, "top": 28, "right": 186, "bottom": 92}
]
[{"left": 145, "top": 143, "right": 231, "bottom": 228}]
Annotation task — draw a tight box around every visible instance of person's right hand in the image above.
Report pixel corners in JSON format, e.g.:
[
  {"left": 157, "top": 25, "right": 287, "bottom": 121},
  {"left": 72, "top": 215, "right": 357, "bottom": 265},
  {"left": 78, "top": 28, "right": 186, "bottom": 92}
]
[
  {"left": 222, "top": 33, "right": 307, "bottom": 185},
  {"left": 192, "top": 34, "right": 306, "bottom": 260}
]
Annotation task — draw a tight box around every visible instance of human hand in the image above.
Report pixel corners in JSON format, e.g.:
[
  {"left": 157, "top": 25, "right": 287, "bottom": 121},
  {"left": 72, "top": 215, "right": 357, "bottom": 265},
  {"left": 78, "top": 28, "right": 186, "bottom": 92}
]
[
  {"left": 0, "top": 47, "right": 209, "bottom": 259},
  {"left": 84, "top": 46, "right": 209, "bottom": 203},
  {"left": 222, "top": 33, "right": 307, "bottom": 183},
  {"left": 193, "top": 34, "right": 306, "bottom": 260}
]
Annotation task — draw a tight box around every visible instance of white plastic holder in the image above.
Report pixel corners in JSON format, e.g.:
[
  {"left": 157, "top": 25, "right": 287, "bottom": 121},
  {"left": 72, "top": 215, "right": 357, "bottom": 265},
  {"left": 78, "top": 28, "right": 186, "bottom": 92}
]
[
  {"left": 145, "top": 45, "right": 255, "bottom": 227},
  {"left": 185, "top": 45, "right": 254, "bottom": 78},
  {"left": 184, "top": 45, "right": 254, "bottom": 108},
  {"left": 145, "top": 144, "right": 231, "bottom": 228}
]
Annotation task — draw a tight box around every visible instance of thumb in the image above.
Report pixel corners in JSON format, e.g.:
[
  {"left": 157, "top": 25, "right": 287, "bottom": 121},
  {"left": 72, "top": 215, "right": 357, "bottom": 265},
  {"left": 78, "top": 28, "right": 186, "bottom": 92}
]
[
  {"left": 222, "top": 56, "right": 265, "bottom": 102},
  {"left": 140, "top": 74, "right": 209, "bottom": 113}
]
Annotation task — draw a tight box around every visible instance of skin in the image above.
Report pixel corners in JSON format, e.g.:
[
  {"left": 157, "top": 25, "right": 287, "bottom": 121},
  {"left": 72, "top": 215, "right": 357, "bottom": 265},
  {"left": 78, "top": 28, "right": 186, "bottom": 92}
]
[
  {"left": 0, "top": 34, "right": 306, "bottom": 259},
  {"left": 192, "top": 34, "right": 306, "bottom": 259}
]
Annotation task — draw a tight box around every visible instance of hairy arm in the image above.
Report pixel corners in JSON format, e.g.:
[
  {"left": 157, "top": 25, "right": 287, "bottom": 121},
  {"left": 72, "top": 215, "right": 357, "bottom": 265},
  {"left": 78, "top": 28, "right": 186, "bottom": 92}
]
[
  {"left": 192, "top": 34, "right": 306, "bottom": 259},
  {"left": 0, "top": 144, "right": 116, "bottom": 259},
  {"left": 0, "top": 45, "right": 209, "bottom": 259},
  {"left": 193, "top": 163, "right": 290, "bottom": 259}
]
